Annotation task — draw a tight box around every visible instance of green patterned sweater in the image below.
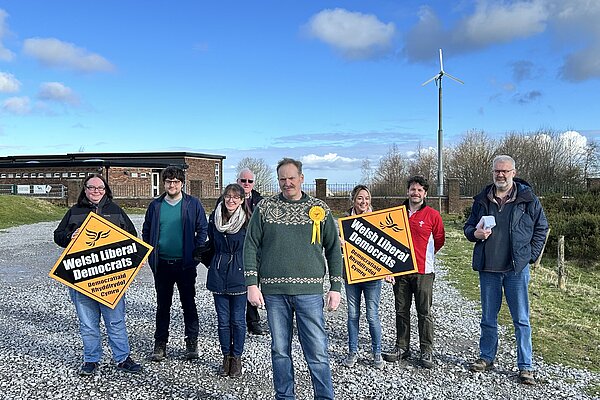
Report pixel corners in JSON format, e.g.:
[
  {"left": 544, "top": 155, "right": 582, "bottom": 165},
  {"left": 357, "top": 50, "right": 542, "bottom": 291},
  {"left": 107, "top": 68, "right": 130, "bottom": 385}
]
[{"left": 243, "top": 192, "right": 343, "bottom": 295}]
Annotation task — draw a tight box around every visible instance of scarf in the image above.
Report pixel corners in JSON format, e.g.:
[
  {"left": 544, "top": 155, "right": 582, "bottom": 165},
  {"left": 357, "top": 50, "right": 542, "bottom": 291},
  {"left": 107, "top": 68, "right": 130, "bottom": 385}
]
[{"left": 214, "top": 202, "right": 246, "bottom": 234}]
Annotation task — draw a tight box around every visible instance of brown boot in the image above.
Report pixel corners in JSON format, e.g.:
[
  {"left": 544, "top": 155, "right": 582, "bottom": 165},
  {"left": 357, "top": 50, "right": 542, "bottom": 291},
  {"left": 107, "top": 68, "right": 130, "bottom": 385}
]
[
  {"left": 229, "top": 356, "right": 242, "bottom": 378},
  {"left": 218, "top": 355, "right": 231, "bottom": 377}
]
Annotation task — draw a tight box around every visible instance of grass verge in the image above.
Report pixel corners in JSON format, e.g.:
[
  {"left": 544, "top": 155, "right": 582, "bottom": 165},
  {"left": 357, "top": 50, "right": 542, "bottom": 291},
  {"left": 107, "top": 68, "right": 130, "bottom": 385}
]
[
  {"left": 440, "top": 216, "right": 600, "bottom": 376},
  {"left": 0, "top": 195, "right": 66, "bottom": 229}
]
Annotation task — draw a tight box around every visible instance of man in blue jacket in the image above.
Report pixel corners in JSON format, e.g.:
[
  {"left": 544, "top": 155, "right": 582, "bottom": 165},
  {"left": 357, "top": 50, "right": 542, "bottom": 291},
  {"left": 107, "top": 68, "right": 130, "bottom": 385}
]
[
  {"left": 464, "top": 155, "right": 548, "bottom": 385},
  {"left": 143, "top": 166, "right": 208, "bottom": 361}
]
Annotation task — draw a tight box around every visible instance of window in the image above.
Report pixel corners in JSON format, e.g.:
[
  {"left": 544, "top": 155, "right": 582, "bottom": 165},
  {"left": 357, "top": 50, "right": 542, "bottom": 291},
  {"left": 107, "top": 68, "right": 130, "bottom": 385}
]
[
  {"left": 78, "top": 172, "right": 85, "bottom": 177},
  {"left": 131, "top": 172, "right": 139, "bottom": 178},
  {"left": 8, "top": 173, "right": 14, "bottom": 178},
  {"left": 214, "top": 162, "right": 220, "bottom": 189},
  {"left": 15, "top": 173, "right": 21, "bottom": 178},
  {"left": 62, "top": 172, "right": 69, "bottom": 178},
  {"left": 0, "top": 174, "right": 6, "bottom": 178},
  {"left": 46, "top": 173, "right": 52, "bottom": 178},
  {"left": 53, "top": 173, "right": 60, "bottom": 178},
  {"left": 70, "top": 173, "right": 77, "bottom": 177},
  {"left": 22, "top": 173, "right": 29, "bottom": 178},
  {"left": 140, "top": 172, "right": 147, "bottom": 178}
]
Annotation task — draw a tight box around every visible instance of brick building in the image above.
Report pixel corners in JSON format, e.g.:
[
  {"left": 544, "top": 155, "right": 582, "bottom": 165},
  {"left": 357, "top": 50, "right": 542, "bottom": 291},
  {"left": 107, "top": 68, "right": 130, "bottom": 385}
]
[{"left": 0, "top": 152, "right": 225, "bottom": 204}]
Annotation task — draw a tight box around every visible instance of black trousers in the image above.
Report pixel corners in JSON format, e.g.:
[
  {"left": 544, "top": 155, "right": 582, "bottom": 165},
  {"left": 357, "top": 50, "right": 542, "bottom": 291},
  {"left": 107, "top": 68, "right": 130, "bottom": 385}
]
[
  {"left": 153, "top": 259, "right": 199, "bottom": 342},
  {"left": 246, "top": 301, "right": 260, "bottom": 328}
]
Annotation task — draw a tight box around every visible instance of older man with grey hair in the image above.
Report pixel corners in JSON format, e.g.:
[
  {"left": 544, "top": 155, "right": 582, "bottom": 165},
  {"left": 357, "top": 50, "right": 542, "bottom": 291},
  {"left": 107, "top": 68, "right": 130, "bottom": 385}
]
[{"left": 464, "top": 155, "right": 548, "bottom": 385}]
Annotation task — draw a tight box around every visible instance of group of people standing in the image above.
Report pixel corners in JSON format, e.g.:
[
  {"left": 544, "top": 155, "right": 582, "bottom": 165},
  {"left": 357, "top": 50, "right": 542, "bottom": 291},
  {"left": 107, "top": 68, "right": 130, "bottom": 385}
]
[{"left": 54, "top": 154, "right": 548, "bottom": 398}]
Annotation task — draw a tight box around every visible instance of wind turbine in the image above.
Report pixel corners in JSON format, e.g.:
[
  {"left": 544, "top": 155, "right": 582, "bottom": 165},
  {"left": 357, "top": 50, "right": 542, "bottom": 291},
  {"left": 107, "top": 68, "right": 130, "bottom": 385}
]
[{"left": 422, "top": 48, "right": 463, "bottom": 197}]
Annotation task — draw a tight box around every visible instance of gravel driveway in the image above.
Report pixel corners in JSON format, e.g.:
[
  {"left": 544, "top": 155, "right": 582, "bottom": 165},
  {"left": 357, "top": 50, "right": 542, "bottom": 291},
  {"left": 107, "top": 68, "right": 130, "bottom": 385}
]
[{"left": 0, "top": 216, "right": 598, "bottom": 400}]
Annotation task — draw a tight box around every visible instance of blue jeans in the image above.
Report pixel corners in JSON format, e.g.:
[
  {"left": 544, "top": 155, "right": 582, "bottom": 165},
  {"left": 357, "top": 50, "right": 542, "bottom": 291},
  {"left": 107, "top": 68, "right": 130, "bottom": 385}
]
[
  {"left": 478, "top": 266, "right": 532, "bottom": 370},
  {"left": 69, "top": 288, "right": 130, "bottom": 363},
  {"left": 213, "top": 293, "right": 247, "bottom": 357},
  {"left": 345, "top": 279, "right": 382, "bottom": 355},
  {"left": 264, "top": 294, "right": 334, "bottom": 400}
]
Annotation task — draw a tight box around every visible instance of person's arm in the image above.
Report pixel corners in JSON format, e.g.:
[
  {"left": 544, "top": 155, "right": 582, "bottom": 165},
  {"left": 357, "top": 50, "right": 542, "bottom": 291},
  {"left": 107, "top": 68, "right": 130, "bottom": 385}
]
[
  {"left": 433, "top": 211, "right": 445, "bottom": 253},
  {"left": 142, "top": 204, "right": 153, "bottom": 243},
  {"left": 463, "top": 201, "right": 490, "bottom": 241},
  {"left": 322, "top": 212, "right": 343, "bottom": 293},
  {"left": 529, "top": 198, "right": 549, "bottom": 263},
  {"left": 194, "top": 199, "right": 209, "bottom": 247},
  {"left": 53, "top": 209, "right": 74, "bottom": 248},
  {"left": 243, "top": 208, "right": 263, "bottom": 288}
]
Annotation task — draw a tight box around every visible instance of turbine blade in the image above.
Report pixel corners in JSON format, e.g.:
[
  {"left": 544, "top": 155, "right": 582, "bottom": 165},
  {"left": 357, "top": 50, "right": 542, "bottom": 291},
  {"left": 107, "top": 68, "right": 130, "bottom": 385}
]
[
  {"left": 422, "top": 74, "right": 441, "bottom": 86},
  {"left": 444, "top": 72, "right": 464, "bottom": 84},
  {"left": 439, "top": 48, "right": 444, "bottom": 72}
]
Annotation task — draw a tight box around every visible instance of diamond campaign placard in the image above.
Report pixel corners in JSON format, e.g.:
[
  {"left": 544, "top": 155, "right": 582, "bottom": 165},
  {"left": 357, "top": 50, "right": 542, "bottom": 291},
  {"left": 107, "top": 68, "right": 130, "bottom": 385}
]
[
  {"left": 338, "top": 205, "right": 417, "bottom": 284},
  {"left": 50, "top": 213, "right": 153, "bottom": 308}
]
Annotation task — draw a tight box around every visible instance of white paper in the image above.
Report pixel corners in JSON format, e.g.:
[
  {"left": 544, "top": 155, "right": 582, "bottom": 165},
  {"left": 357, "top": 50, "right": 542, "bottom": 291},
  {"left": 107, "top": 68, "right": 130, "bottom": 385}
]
[{"left": 477, "top": 215, "right": 496, "bottom": 230}]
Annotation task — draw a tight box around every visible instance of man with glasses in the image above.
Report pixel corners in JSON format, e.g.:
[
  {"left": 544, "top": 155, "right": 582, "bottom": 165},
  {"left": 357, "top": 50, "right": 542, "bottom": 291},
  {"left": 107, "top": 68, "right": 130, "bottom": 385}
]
[
  {"left": 464, "top": 155, "right": 548, "bottom": 385},
  {"left": 143, "top": 166, "right": 208, "bottom": 362}
]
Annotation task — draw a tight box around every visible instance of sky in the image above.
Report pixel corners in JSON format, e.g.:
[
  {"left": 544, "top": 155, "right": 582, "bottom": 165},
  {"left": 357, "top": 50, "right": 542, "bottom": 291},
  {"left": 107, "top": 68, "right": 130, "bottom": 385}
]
[{"left": 0, "top": 0, "right": 599, "bottom": 184}]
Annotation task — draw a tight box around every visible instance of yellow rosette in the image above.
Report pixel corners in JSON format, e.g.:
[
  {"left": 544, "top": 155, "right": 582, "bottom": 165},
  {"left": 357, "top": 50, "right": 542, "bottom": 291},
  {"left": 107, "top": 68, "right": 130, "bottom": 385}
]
[{"left": 309, "top": 206, "right": 325, "bottom": 244}]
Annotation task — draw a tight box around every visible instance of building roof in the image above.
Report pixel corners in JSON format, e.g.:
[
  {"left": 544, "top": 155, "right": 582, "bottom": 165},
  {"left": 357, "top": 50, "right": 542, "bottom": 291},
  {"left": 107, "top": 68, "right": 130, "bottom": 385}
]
[{"left": 0, "top": 151, "right": 226, "bottom": 169}]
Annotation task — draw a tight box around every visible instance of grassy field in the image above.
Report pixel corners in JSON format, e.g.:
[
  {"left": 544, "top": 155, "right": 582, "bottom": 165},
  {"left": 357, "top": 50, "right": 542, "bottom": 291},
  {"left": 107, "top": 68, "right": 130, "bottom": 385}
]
[
  {"left": 440, "top": 216, "right": 600, "bottom": 377},
  {"left": 0, "top": 195, "right": 67, "bottom": 229}
]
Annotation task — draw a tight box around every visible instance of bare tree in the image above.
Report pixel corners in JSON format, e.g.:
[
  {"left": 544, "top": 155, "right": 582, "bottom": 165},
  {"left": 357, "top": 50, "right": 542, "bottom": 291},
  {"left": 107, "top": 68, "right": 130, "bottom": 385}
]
[
  {"left": 408, "top": 144, "right": 437, "bottom": 185},
  {"left": 371, "top": 144, "right": 408, "bottom": 196},
  {"left": 446, "top": 130, "right": 496, "bottom": 194},
  {"left": 236, "top": 157, "right": 275, "bottom": 193},
  {"left": 360, "top": 158, "right": 373, "bottom": 184}
]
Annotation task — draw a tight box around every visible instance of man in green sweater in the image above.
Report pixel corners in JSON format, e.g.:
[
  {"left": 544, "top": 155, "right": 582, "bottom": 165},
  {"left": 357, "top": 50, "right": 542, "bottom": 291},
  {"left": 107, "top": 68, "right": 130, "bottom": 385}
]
[{"left": 244, "top": 157, "right": 343, "bottom": 400}]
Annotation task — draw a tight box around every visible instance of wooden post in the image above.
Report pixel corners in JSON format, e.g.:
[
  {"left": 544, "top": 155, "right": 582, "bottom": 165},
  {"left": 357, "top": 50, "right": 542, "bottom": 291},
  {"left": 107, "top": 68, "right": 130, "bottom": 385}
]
[{"left": 557, "top": 235, "right": 566, "bottom": 290}]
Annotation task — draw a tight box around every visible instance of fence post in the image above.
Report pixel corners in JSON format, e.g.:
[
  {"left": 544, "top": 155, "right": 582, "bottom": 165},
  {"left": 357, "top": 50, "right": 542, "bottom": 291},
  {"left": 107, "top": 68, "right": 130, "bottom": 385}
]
[
  {"left": 557, "top": 235, "right": 566, "bottom": 290},
  {"left": 532, "top": 228, "right": 551, "bottom": 272},
  {"left": 315, "top": 178, "right": 327, "bottom": 200}
]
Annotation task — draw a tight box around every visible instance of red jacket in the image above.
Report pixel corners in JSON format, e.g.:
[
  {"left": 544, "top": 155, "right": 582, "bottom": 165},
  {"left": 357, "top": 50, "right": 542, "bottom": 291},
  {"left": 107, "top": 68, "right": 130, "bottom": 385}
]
[{"left": 404, "top": 201, "right": 445, "bottom": 274}]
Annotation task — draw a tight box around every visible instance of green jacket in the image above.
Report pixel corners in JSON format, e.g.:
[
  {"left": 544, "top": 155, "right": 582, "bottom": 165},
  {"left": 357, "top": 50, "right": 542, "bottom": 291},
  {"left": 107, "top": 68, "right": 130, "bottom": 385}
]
[{"left": 243, "top": 192, "right": 343, "bottom": 295}]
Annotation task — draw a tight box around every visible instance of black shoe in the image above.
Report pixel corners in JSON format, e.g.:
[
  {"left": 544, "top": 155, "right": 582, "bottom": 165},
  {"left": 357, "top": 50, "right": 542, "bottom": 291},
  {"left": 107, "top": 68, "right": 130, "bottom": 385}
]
[
  {"left": 78, "top": 362, "right": 98, "bottom": 376},
  {"left": 117, "top": 356, "right": 142, "bottom": 374},
  {"left": 382, "top": 347, "right": 410, "bottom": 362},
  {"left": 151, "top": 341, "right": 167, "bottom": 362},
  {"left": 420, "top": 352, "right": 434, "bottom": 369},
  {"left": 185, "top": 337, "right": 199, "bottom": 360},
  {"left": 248, "top": 324, "right": 267, "bottom": 335}
]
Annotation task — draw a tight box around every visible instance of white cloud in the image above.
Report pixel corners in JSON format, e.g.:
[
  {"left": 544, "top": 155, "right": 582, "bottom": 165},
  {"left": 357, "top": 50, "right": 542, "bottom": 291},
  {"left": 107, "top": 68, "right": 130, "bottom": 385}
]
[
  {"left": 38, "top": 82, "right": 80, "bottom": 106},
  {"left": 454, "top": 1, "right": 547, "bottom": 47},
  {"left": 0, "top": 9, "right": 15, "bottom": 62},
  {"left": 22, "top": 37, "right": 114, "bottom": 73},
  {"left": 0, "top": 72, "right": 20, "bottom": 92},
  {"left": 560, "top": 130, "right": 588, "bottom": 154},
  {"left": 3, "top": 96, "right": 30, "bottom": 115},
  {"left": 301, "top": 152, "right": 361, "bottom": 170},
  {"left": 305, "top": 8, "right": 395, "bottom": 59}
]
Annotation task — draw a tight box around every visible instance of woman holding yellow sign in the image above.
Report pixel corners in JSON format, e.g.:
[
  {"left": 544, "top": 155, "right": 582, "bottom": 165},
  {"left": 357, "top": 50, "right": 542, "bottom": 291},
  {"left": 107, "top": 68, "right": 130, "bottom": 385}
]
[
  {"left": 54, "top": 174, "right": 141, "bottom": 376},
  {"left": 341, "top": 184, "right": 385, "bottom": 369}
]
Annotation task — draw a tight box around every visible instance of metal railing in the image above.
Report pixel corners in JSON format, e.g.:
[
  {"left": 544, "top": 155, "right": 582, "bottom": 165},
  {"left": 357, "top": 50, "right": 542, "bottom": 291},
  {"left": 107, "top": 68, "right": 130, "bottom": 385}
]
[{"left": 0, "top": 184, "right": 67, "bottom": 198}]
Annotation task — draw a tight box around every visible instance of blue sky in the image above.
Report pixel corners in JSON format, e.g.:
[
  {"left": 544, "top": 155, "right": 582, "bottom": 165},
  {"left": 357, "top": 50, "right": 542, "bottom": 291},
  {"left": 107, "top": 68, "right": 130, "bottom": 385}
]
[{"left": 0, "top": 1, "right": 599, "bottom": 183}]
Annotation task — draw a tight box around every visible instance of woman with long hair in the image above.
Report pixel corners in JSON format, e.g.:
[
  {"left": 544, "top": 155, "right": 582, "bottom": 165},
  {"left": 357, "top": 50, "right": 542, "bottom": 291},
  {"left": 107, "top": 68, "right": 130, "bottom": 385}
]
[
  {"left": 341, "top": 184, "right": 385, "bottom": 369},
  {"left": 206, "top": 183, "right": 250, "bottom": 378},
  {"left": 54, "top": 174, "right": 141, "bottom": 376}
]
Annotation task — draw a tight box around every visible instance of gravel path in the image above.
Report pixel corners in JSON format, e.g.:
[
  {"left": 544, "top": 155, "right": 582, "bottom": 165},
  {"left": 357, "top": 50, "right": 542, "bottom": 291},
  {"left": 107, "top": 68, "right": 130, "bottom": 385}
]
[{"left": 0, "top": 217, "right": 598, "bottom": 400}]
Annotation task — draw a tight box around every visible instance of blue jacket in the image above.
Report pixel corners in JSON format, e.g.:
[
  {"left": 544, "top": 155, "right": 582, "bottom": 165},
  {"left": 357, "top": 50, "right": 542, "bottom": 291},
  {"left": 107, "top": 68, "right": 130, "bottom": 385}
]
[
  {"left": 142, "top": 192, "right": 208, "bottom": 273},
  {"left": 205, "top": 210, "right": 247, "bottom": 294},
  {"left": 463, "top": 180, "right": 549, "bottom": 273}
]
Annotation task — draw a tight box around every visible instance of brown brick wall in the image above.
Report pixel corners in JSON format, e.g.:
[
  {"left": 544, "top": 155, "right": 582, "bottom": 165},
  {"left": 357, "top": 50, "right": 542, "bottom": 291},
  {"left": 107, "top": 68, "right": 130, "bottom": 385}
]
[{"left": 185, "top": 157, "right": 222, "bottom": 197}]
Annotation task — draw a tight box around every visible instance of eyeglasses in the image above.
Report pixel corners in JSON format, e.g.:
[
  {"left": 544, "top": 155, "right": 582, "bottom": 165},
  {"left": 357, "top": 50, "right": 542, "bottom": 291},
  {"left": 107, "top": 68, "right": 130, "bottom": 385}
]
[
  {"left": 239, "top": 179, "right": 254, "bottom": 184},
  {"left": 164, "top": 179, "right": 182, "bottom": 186},
  {"left": 492, "top": 169, "right": 514, "bottom": 175},
  {"left": 224, "top": 195, "right": 242, "bottom": 201},
  {"left": 86, "top": 185, "right": 105, "bottom": 191}
]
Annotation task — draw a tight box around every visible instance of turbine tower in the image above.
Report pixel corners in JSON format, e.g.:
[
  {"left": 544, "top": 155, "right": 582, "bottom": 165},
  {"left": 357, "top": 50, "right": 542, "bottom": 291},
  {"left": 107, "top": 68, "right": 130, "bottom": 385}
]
[{"left": 422, "top": 48, "right": 463, "bottom": 196}]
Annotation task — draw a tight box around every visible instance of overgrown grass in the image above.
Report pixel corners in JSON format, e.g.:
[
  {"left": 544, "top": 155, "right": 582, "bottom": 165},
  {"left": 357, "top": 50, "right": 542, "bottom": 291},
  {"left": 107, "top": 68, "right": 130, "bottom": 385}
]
[
  {"left": 0, "top": 195, "right": 66, "bottom": 229},
  {"left": 440, "top": 216, "right": 600, "bottom": 376}
]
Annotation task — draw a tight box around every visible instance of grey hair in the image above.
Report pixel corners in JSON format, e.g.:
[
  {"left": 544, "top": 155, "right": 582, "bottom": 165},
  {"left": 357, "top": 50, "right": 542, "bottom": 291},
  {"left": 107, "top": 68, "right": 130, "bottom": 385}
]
[
  {"left": 492, "top": 155, "right": 516, "bottom": 169},
  {"left": 237, "top": 168, "right": 255, "bottom": 180}
]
